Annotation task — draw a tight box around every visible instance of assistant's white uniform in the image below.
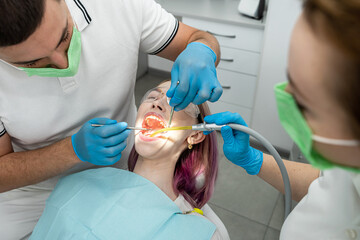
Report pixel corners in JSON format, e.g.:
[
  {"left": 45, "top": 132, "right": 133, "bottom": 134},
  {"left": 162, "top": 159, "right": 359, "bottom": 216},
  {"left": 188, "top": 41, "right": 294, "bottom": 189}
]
[
  {"left": 0, "top": 0, "right": 178, "bottom": 238},
  {"left": 281, "top": 168, "right": 360, "bottom": 239}
]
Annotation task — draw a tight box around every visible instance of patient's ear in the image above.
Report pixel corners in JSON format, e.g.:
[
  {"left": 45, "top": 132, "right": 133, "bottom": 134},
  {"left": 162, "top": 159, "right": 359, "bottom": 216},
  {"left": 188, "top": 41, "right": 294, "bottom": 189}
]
[{"left": 187, "top": 131, "right": 206, "bottom": 145}]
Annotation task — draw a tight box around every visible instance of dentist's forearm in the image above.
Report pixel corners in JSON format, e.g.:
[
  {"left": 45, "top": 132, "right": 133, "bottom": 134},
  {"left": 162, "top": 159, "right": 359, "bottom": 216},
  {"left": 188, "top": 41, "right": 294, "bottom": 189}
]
[
  {"left": 187, "top": 30, "right": 221, "bottom": 66},
  {"left": 156, "top": 22, "right": 220, "bottom": 65},
  {"left": 257, "top": 153, "right": 320, "bottom": 202},
  {"left": 0, "top": 137, "right": 81, "bottom": 193}
]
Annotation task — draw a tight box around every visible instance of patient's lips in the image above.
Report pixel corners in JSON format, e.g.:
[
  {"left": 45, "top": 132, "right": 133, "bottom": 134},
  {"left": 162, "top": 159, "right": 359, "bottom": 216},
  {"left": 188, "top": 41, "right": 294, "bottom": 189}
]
[{"left": 140, "top": 112, "right": 167, "bottom": 140}]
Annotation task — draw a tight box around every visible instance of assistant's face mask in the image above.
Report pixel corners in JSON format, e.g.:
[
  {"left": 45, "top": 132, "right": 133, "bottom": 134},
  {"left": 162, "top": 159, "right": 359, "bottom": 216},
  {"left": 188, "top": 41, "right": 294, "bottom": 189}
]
[
  {"left": 274, "top": 82, "right": 360, "bottom": 173},
  {"left": 19, "top": 27, "right": 81, "bottom": 78}
]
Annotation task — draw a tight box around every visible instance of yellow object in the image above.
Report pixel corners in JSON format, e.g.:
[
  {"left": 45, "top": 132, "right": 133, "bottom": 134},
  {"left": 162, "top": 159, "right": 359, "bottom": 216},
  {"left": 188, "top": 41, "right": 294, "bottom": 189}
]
[
  {"left": 181, "top": 208, "right": 204, "bottom": 216},
  {"left": 192, "top": 208, "right": 204, "bottom": 215},
  {"left": 150, "top": 126, "right": 192, "bottom": 137}
]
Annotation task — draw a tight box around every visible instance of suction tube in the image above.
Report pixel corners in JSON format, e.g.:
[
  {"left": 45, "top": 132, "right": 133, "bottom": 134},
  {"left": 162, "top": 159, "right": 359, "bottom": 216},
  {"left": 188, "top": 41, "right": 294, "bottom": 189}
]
[{"left": 195, "top": 123, "right": 292, "bottom": 219}]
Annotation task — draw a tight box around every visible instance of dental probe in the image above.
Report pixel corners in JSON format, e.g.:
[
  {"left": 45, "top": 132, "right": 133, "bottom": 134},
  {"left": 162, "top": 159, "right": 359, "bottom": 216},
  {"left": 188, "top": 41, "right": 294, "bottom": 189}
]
[
  {"left": 167, "top": 81, "right": 180, "bottom": 128},
  {"left": 90, "top": 124, "right": 150, "bottom": 131},
  {"left": 168, "top": 107, "right": 175, "bottom": 128}
]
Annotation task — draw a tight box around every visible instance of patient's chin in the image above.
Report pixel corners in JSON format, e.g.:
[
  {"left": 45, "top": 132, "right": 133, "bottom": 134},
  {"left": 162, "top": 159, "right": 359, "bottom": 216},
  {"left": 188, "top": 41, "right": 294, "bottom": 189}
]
[{"left": 135, "top": 138, "right": 165, "bottom": 158}]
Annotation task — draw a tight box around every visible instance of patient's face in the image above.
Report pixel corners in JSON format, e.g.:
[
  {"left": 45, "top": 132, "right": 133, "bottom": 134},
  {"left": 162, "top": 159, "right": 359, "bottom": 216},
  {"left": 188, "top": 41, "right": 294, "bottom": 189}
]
[{"left": 134, "top": 82, "right": 200, "bottom": 160}]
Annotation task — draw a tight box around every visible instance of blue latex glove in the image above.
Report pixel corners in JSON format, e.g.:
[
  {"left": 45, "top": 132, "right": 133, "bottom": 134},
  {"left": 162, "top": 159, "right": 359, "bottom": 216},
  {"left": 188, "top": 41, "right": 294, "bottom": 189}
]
[
  {"left": 204, "top": 112, "right": 263, "bottom": 175},
  {"left": 71, "top": 118, "right": 131, "bottom": 166},
  {"left": 167, "top": 42, "right": 223, "bottom": 111}
]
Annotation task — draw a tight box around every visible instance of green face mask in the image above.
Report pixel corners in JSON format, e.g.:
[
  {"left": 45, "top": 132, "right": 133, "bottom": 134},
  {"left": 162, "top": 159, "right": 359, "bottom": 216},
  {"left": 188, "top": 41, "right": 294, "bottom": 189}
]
[
  {"left": 20, "top": 27, "right": 81, "bottom": 78},
  {"left": 274, "top": 82, "right": 360, "bottom": 173}
]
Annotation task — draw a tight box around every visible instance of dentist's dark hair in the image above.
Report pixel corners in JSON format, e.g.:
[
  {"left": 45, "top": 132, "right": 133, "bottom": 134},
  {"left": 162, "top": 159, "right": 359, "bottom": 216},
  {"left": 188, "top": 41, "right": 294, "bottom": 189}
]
[
  {"left": 0, "top": 0, "right": 59, "bottom": 47},
  {"left": 303, "top": 0, "right": 360, "bottom": 138}
]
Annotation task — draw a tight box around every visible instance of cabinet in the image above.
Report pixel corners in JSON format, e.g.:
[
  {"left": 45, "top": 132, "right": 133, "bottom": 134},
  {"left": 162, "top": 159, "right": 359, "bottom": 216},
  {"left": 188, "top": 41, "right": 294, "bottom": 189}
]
[
  {"left": 183, "top": 17, "right": 263, "bottom": 124},
  {"left": 148, "top": 0, "right": 304, "bottom": 151},
  {"left": 149, "top": 8, "right": 265, "bottom": 124}
]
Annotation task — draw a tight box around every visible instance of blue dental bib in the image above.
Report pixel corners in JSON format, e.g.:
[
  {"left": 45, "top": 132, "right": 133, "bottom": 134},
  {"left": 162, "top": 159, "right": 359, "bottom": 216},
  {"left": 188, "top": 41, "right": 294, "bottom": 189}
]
[{"left": 30, "top": 168, "right": 216, "bottom": 240}]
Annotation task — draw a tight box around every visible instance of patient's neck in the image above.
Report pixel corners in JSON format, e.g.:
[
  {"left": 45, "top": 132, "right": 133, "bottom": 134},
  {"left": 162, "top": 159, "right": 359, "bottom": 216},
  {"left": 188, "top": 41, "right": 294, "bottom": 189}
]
[{"left": 133, "top": 156, "right": 178, "bottom": 201}]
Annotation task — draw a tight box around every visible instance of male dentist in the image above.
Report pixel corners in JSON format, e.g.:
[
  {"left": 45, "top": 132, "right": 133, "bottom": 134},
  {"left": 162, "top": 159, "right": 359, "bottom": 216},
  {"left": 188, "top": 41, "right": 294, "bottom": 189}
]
[{"left": 0, "top": 0, "right": 222, "bottom": 238}]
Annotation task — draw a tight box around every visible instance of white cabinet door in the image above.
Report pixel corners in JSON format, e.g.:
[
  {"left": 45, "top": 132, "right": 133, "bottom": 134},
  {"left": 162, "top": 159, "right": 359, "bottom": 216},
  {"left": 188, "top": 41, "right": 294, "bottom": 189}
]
[
  {"left": 217, "top": 69, "right": 257, "bottom": 108},
  {"left": 219, "top": 46, "right": 260, "bottom": 76},
  {"left": 208, "top": 101, "right": 252, "bottom": 124},
  {"left": 182, "top": 17, "right": 264, "bottom": 52}
]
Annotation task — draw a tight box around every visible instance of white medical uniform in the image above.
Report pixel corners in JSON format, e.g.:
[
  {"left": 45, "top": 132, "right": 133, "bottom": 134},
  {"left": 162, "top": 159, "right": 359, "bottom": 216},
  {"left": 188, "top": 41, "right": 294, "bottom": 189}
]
[
  {"left": 175, "top": 195, "right": 231, "bottom": 240},
  {"left": 0, "top": 0, "right": 178, "bottom": 238},
  {"left": 280, "top": 168, "right": 360, "bottom": 240}
]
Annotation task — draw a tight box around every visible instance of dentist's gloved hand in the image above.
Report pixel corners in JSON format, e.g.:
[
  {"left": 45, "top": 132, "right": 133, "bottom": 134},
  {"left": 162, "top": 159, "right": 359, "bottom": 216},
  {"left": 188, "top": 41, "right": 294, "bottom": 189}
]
[
  {"left": 72, "top": 118, "right": 131, "bottom": 166},
  {"left": 167, "top": 42, "right": 222, "bottom": 111},
  {"left": 204, "top": 112, "right": 263, "bottom": 175}
]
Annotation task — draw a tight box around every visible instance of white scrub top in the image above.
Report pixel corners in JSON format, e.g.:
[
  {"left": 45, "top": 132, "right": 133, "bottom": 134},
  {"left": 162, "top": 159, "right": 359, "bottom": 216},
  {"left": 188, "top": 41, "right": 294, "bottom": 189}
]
[
  {"left": 0, "top": 0, "right": 178, "bottom": 186},
  {"left": 0, "top": 0, "right": 178, "bottom": 238},
  {"left": 280, "top": 168, "right": 360, "bottom": 239}
]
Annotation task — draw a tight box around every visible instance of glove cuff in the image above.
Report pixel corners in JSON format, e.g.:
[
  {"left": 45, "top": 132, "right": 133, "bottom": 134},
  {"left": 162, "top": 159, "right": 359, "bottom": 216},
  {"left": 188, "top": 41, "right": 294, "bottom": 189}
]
[
  {"left": 71, "top": 134, "right": 85, "bottom": 162},
  {"left": 187, "top": 42, "right": 217, "bottom": 63}
]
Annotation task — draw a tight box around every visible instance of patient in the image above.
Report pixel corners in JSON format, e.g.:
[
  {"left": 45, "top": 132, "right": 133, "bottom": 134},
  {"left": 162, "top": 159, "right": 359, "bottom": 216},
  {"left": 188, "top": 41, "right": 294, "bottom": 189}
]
[{"left": 30, "top": 81, "right": 230, "bottom": 240}]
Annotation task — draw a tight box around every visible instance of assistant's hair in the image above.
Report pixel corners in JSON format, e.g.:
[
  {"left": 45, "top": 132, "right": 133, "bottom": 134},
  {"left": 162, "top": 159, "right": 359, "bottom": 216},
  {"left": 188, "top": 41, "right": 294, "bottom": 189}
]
[
  {"left": 128, "top": 102, "right": 218, "bottom": 209},
  {"left": 303, "top": 0, "right": 360, "bottom": 138},
  {"left": 0, "top": 0, "right": 58, "bottom": 47}
]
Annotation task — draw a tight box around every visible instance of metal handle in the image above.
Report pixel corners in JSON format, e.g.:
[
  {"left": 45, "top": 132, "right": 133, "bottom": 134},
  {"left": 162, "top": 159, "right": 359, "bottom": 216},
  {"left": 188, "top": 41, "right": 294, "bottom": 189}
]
[
  {"left": 220, "top": 58, "right": 234, "bottom": 62},
  {"left": 221, "top": 85, "right": 231, "bottom": 89},
  {"left": 206, "top": 30, "right": 236, "bottom": 39},
  {"left": 91, "top": 124, "right": 149, "bottom": 131}
]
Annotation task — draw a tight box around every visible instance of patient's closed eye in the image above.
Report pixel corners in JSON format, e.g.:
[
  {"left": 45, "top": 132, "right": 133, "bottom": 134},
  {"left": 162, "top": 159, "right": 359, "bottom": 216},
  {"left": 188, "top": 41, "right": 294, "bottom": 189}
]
[{"left": 147, "top": 91, "right": 160, "bottom": 100}]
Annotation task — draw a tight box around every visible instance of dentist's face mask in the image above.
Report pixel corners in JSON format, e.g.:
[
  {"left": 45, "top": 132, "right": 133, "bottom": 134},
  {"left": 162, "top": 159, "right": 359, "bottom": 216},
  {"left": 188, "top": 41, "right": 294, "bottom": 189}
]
[
  {"left": 274, "top": 82, "right": 360, "bottom": 173},
  {"left": 19, "top": 27, "right": 81, "bottom": 78}
]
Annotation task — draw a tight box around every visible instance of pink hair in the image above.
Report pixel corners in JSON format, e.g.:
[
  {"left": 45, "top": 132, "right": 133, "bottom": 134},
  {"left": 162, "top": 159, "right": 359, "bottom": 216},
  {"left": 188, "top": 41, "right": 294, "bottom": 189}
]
[{"left": 128, "top": 103, "right": 218, "bottom": 209}]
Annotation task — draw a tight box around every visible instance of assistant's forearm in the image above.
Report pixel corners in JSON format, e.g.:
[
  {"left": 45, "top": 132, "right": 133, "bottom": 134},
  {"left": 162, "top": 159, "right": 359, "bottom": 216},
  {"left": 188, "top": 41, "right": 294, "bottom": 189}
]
[
  {"left": 0, "top": 137, "right": 80, "bottom": 193},
  {"left": 258, "top": 153, "right": 320, "bottom": 202},
  {"left": 188, "top": 30, "right": 221, "bottom": 66}
]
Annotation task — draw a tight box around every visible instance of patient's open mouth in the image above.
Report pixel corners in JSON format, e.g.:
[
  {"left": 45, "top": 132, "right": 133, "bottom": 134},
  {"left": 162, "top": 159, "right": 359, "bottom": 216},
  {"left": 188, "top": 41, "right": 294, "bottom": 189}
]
[{"left": 141, "top": 112, "right": 167, "bottom": 138}]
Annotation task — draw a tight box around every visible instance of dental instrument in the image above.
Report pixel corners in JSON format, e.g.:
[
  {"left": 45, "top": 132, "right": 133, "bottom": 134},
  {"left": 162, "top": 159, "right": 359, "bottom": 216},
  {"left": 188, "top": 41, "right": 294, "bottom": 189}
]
[
  {"left": 167, "top": 81, "right": 180, "bottom": 128},
  {"left": 168, "top": 107, "right": 175, "bottom": 128},
  {"left": 150, "top": 123, "right": 292, "bottom": 219},
  {"left": 91, "top": 124, "right": 150, "bottom": 131}
]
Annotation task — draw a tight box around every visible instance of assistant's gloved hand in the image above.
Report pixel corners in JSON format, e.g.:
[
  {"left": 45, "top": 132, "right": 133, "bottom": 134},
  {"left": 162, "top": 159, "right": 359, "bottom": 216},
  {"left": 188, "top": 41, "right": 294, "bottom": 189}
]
[
  {"left": 204, "top": 112, "right": 263, "bottom": 175},
  {"left": 167, "top": 42, "right": 222, "bottom": 111},
  {"left": 72, "top": 118, "right": 131, "bottom": 166}
]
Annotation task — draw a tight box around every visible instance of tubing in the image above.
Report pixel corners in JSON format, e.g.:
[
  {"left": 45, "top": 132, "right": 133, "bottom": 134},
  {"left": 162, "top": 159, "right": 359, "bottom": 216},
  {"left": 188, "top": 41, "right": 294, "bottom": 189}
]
[
  {"left": 150, "top": 123, "right": 292, "bottom": 219},
  {"left": 211, "top": 124, "right": 292, "bottom": 219}
]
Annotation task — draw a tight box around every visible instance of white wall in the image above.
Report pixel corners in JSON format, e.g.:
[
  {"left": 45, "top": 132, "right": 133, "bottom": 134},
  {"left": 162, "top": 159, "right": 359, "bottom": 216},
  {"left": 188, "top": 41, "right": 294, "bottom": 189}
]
[{"left": 251, "top": 0, "right": 302, "bottom": 151}]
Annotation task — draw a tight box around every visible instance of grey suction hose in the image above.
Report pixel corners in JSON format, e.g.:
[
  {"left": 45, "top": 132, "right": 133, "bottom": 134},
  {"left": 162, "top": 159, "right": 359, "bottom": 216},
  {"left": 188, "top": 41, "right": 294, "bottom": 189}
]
[{"left": 209, "top": 123, "right": 292, "bottom": 219}]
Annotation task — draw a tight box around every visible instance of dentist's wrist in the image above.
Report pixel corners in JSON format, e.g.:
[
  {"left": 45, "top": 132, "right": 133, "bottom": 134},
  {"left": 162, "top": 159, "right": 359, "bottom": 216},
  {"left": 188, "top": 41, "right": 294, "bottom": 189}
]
[{"left": 186, "top": 42, "right": 217, "bottom": 63}]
